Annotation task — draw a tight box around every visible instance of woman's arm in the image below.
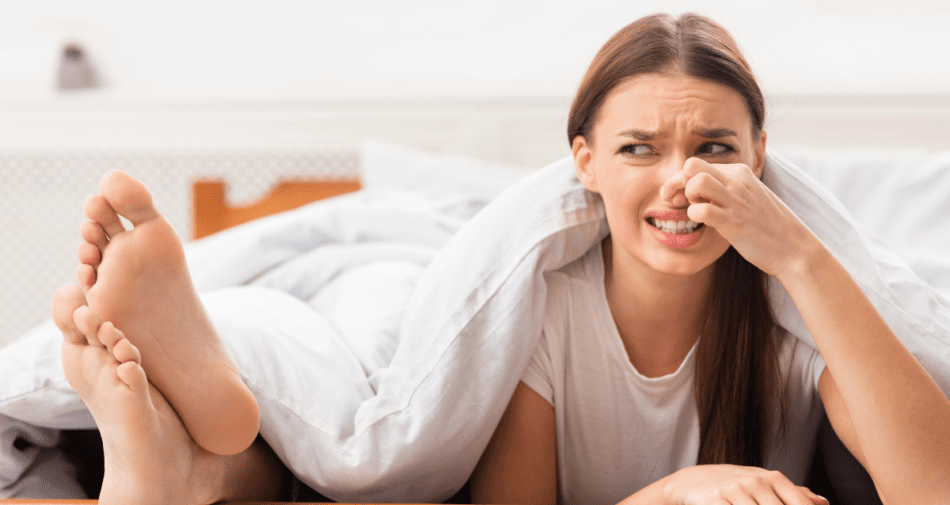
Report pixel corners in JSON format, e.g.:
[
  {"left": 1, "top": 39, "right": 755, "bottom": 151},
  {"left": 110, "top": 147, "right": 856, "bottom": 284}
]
[
  {"left": 665, "top": 157, "right": 950, "bottom": 504},
  {"left": 470, "top": 381, "right": 558, "bottom": 505},
  {"left": 781, "top": 243, "right": 950, "bottom": 505}
]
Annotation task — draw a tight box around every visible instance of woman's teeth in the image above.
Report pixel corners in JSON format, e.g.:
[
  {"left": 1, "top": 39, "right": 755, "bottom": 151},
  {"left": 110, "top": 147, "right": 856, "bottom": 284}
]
[{"left": 650, "top": 218, "right": 702, "bottom": 234}]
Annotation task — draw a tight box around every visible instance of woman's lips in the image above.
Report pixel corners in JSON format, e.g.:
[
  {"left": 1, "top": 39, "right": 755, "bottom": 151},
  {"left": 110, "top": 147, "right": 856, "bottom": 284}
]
[{"left": 653, "top": 226, "right": 704, "bottom": 248}]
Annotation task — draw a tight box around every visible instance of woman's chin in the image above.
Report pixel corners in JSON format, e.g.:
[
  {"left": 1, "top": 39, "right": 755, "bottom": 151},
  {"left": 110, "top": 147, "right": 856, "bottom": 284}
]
[
  {"left": 644, "top": 256, "right": 718, "bottom": 277},
  {"left": 637, "top": 229, "right": 730, "bottom": 276}
]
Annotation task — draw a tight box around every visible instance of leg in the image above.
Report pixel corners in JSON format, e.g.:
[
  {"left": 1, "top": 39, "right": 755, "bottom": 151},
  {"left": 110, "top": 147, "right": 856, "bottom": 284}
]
[
  {"left": 75, "top": 170, "right": 258, "bottom": 455},
  {"left": 53, "top": 285, "right": 289, "bottom": 504}
]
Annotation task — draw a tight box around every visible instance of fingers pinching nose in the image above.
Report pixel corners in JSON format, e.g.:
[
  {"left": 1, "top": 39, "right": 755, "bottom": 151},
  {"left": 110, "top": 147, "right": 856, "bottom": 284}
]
[
  {"left": 660, "top": 178, "right": 689, "bottom": 206},
  {"left": 670, "top": 189, "right": 689, "bottom": 207},
  {"left": 660, "top": 168, "right": 690, "bottom": 200}
]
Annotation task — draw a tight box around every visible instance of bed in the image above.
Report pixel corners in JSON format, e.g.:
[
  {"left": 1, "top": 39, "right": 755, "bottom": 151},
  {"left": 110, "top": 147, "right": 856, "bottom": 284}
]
[{"left": 1, "top": 141, "right": 949, "bottom": 504}]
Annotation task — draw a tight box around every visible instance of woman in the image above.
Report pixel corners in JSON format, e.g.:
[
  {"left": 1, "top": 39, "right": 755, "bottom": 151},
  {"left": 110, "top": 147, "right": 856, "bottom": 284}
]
[{"left": 470, "top": 13, "right": 950, "bottom": 505}]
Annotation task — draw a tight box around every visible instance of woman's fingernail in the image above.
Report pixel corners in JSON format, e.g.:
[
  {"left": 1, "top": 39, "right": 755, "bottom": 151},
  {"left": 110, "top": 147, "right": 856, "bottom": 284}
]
[{"left": 816, "top": 495, "right": 829, "bottom": 504}]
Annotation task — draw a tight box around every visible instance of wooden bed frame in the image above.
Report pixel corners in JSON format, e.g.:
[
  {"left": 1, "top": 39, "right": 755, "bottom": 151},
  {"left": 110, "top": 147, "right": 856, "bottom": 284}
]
[{"left": 192, "top": 178, "right": 362, "bottom": 239}]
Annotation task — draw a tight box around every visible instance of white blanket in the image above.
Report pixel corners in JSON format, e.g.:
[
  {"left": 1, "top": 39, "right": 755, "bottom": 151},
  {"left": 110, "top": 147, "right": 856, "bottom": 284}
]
[{"left": 1, "top": 148, "right": 948, "bottom": 501}]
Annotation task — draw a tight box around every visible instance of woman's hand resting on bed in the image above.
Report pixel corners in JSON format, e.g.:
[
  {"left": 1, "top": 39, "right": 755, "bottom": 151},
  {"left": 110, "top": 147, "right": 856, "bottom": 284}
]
[
  {"left": 660, "top": 157, "right": 822, "bottom": 281},
  {"left": 656, "top": 464, "right": 828, "bottom": 505}
]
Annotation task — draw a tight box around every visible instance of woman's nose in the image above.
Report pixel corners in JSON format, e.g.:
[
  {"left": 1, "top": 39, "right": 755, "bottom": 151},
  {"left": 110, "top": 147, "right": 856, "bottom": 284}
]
[
  {"left": 663, "top": 186, "right": 689, "bottom": 207},
  {"left": 659, "top": 156, "right": 690, "bottom": 206}
]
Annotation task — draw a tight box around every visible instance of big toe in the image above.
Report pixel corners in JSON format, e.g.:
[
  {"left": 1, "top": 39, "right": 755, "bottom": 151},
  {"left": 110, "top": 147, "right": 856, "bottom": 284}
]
[
  {"left": 52, "top": 284, "right": 89, "bottom": 345},
  {"left": 99, "top": 170, "right": 161, "bottom": 226}
]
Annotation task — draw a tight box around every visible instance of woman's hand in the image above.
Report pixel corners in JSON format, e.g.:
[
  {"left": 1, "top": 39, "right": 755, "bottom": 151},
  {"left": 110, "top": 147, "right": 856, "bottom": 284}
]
[
  {"left": 659, "top": 157, "right": 819, "bottom": 280},
  {"left": 661, "top": 464, "right": 828, "bottom": 505}
]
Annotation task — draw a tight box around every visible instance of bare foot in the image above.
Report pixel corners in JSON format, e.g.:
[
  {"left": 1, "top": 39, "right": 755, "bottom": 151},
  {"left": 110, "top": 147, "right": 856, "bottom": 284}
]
[
  {"left": 74, "top": 170, "right": 258, "bottom": 455},
  {"left": 53, "top": 286, "right": 292, "bottom": 503},
  {"left": 53, "top": 284, "right": 221, "bottom": 505}
]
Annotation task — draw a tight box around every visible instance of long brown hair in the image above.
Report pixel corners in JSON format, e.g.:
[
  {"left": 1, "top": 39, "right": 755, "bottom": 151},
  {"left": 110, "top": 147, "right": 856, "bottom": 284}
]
[{"left": 568, "top": 13, "right": 786, "bottom": 466}]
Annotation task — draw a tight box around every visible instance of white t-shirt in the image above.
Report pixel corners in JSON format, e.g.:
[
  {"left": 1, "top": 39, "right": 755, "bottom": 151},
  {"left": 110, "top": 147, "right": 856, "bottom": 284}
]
[{"left": 520, "top": 243, "right": 828, "bottom": 505}]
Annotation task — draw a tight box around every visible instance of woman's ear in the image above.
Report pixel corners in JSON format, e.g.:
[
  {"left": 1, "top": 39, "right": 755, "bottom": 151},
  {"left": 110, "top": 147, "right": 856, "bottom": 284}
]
[
  {"left": 572, "top": 135, "right": 599, "bottom": 193},
  {"left": 752, "top": 130, "right": 767, "bottom": 179}
]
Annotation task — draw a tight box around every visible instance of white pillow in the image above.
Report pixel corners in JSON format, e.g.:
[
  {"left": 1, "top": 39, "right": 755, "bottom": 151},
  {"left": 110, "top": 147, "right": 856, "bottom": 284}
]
[
  {"left": 782, "top": 148, "right": 950, "bottom": 293},
  {"left": 361, "top": 142, "right": 534, "bottom": 198}
]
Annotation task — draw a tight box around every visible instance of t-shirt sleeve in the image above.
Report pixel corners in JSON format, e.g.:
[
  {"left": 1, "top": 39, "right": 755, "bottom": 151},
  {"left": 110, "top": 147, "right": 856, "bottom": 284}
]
[
  {"left": 520, "top": 329, "right": 555, "bottom": 406},
  {"left": 806, "top": 346, "right": 826, "bottom": 393},
  {"left": 780, "top": 327, "right": 827, "bottom": 395}
]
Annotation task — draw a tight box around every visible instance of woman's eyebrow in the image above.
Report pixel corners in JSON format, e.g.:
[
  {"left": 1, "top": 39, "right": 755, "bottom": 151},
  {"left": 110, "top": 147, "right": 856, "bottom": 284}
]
[
  {"left": 694, "top": 127, "right": 738, "bottom": 139},
  {"left": 617, "top": 129, "right": 659, "bottom": 141},
  {"left": 616, "top": 128, "right": 738, "bottom": 140}
]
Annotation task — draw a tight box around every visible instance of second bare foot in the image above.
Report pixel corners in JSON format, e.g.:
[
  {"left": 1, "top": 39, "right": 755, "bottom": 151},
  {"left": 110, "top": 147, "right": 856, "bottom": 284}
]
[
  {"left": 54, "top": 284, "right": 219, "bottom": 504},
  {"left": 53, "top": 285, "right": 287, "bottom": 504}
]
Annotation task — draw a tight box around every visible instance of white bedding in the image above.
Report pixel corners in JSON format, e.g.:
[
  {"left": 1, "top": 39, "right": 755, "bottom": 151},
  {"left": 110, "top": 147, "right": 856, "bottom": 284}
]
[{"left": 1, "top": 144, "right": 948, "bottom": 501}]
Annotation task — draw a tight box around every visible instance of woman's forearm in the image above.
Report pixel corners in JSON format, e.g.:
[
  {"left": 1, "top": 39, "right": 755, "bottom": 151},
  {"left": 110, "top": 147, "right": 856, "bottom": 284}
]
[{"left": 778, "top": 240, "right": 950, "bottom": 504}]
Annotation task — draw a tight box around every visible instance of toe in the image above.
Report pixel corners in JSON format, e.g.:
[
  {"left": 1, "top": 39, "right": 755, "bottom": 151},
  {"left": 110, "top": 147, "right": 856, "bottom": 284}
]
[
  {"left": 99, "top": 170, "right": 161, "bottom": 226},
  {"left": 80, "top": 219, "right": 108, "bottom": 252},
  {"left": 112, "top": 335, "right": 141, "bottom": 365},
  {"left": 77, "top": 241, "right": 101, "bottom": 266},
  {"left": 52, "top": 285, "right": 88, "bottom": 345},
  {"left": 98, "top": 321, "right": 125, "bottom": 352},
  {"left": 84, "top": 194, "right": 126, "bottom": 238},
  {"left": 116, "top": 360, "right": 149, "bottom": 393},
  {"left": 76, "top": 264, "right": 97, "bottom": 291},
  {"left": 73, "top": 305, "right": 104, "bottom": 346}
]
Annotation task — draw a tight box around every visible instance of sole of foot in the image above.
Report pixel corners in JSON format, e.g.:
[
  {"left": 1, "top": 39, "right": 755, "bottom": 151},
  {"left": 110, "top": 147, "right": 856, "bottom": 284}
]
[{"left": 74, "top": 170, "right": 259, "bottom": 456}]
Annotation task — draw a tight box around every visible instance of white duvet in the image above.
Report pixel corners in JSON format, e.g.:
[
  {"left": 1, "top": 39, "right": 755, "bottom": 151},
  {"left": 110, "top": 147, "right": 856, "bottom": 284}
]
[{"left": 1, "top": 145, "right": 948, "bottom": 501}]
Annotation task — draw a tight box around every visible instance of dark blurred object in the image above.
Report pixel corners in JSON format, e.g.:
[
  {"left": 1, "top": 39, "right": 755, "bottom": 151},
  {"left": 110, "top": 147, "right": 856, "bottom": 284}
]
[
  {"left": 58, "top": 43, "right": 99, "bottom": 90},
  {"left": 806, "top": 414, "right": 884, "bottom": 505}
]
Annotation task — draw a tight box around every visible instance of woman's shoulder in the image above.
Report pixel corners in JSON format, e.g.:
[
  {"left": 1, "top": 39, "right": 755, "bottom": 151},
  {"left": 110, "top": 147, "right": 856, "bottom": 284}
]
[
  {"left": 545, "top": 242, "right": 605, "bottom": 288},
  {"left": 540, "top": 243, "right": 612, "bottom": 345},
  {"left": 543, "top": 244, "right": 605, "bottom": 316}
]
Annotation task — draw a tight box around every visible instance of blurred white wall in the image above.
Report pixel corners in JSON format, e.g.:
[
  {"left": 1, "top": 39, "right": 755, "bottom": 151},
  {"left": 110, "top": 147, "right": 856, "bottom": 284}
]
[
  {"left": 1, "top": 0, "right": 948, "bottom": 349},
  {"left": 1, "top": 0, "right": 949, "bottom": 101}
]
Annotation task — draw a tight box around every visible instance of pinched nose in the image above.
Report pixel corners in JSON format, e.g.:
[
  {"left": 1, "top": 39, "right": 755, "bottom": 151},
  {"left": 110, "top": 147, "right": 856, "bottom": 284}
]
[
  {"left": 660, "top": 178, "right": 689, "bottom": 207},
  {"left": 656, "top": 156, "right": 694, "bottom": 204}
]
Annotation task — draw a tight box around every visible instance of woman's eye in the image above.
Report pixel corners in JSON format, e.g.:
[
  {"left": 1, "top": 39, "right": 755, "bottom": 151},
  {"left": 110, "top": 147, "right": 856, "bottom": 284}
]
[
  {"left": 620, "top": 144, "right": 655, "bottom": 156},
  {"left": 698, "top": 143, "right": 735, "bottom": 156}
]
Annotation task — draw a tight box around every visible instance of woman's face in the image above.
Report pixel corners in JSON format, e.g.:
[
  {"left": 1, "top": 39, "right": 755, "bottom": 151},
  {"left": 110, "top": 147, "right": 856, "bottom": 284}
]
[{"left": 572, "top": 72, "right": 766, "bottom": 278}]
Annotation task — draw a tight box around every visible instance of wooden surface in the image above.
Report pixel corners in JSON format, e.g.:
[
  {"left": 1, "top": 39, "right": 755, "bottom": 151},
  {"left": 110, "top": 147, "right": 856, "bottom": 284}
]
[
  {"left": 0, "top": 501, "right": 482, "bottom": 504},
  {"left": 193, "top": 178, "right": 361, "bottom": 239}
]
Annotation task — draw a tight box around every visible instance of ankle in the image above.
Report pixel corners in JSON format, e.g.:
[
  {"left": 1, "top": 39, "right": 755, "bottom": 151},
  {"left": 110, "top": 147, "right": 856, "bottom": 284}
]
[{"left": 210, "top": 436, "right": 289, "bottom": 503}]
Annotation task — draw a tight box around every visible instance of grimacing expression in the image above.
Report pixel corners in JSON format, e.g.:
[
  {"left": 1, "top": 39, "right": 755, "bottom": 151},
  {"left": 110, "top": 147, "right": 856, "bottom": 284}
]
[{"left": 572, "top": 72, "right": 766, "bottom": 278}]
